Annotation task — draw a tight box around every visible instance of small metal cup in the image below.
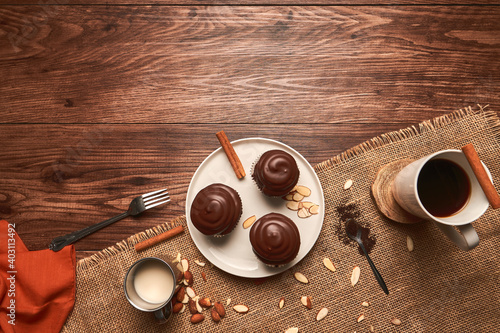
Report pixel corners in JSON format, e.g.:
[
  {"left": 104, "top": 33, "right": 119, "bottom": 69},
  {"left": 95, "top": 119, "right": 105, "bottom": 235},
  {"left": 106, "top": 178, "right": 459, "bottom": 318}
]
[{"left": 124, "top": 257, "right": 177, "bottom": 324}]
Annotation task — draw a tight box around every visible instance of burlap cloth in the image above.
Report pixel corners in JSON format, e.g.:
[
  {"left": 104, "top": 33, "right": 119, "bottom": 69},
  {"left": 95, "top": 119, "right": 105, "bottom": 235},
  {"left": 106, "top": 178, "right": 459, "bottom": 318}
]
[{"left": 62, "top": 106, "right": 500, "bottom": 332}]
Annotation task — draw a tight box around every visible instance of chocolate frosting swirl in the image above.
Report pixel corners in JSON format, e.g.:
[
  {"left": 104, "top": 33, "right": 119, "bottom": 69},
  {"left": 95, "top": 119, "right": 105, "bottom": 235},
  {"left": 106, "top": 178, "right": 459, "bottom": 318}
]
[
  {"left": 190, "top": 183, "right": 242, "bottom": 235},
  {"left": 249, "top": 213, "right": 301, "bottom": 265},
  {"left": 252, "top": 150, "right": 300, "bottom": 196}
]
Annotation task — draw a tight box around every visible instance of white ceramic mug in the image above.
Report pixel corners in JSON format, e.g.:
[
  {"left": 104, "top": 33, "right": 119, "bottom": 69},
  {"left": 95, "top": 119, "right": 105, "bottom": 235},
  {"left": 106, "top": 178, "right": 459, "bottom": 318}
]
[{"left": 391, "top": 149, "right": 491, "bottom": 251}]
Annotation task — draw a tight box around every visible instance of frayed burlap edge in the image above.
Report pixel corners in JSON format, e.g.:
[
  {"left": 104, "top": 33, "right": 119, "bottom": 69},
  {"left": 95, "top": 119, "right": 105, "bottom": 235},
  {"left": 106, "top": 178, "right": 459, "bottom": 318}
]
[
  {"left": 314, "top": 104, "right": 498, "bottom": 172},
  {"left": 76, "top": 215, "right": 186, "bottom": 272}
]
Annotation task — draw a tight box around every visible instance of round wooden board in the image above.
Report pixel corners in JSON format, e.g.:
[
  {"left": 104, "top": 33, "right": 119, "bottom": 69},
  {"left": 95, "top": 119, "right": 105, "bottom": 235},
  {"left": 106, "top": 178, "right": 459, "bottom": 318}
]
[{"left": 372, "top": 159, "right": 423, "bottom": 224}]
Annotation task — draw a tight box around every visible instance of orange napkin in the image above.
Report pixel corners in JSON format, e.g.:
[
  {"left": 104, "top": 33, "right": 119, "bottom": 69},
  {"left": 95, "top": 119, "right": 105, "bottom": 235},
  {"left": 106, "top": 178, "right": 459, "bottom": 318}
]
[{"left": 0, "top": 220, "right": 76, "bottom": 333}]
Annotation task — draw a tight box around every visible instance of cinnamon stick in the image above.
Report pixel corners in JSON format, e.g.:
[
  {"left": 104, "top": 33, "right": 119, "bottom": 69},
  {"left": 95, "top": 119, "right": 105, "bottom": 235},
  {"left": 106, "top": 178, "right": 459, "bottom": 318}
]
[
  {"left": 216, "top": 130, "right": 246, "bottom": 179},
  {"left": 134, "top": 225, "right": 184, "bottom": 252},
  {"left": 461, "top": 143, "right": 500, "bottom": 209}
]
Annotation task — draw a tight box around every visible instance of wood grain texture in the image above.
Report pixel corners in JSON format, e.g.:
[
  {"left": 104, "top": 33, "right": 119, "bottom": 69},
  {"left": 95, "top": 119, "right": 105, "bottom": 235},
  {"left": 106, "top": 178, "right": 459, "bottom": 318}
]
[
  {"left": 0, "top": 6, "right": 498, "bottom": 124},
  {"left": 0, "top": 123, "right": 397, "bottom": 251}
]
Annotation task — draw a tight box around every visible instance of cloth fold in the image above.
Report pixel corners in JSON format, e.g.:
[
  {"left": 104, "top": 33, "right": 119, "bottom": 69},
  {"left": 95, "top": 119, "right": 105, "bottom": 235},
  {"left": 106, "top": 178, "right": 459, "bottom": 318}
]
[{"left": 0, "top": 220, "right": 76, "bottom": 333}]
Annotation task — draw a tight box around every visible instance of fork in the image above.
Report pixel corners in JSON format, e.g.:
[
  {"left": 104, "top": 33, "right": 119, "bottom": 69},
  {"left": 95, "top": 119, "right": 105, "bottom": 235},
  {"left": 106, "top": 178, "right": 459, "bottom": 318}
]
[{"left": 49, "top": 188, "right": 170, "bottom": 252}]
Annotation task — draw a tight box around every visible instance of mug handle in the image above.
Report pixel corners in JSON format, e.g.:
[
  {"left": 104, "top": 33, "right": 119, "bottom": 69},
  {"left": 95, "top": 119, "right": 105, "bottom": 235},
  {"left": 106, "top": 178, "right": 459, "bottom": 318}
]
[
  {"left": 433, "top": 222, "right": 479, "bottom": 251},
  {"left": 154, "top": 301, "right": 172, "bottom": 324}
]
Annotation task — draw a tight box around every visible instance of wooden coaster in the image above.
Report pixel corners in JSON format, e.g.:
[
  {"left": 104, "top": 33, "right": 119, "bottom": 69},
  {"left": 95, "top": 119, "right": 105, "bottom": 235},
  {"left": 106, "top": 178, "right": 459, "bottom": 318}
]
[{"left": 372, "top": 159, "right": 423, "bottom": 224}]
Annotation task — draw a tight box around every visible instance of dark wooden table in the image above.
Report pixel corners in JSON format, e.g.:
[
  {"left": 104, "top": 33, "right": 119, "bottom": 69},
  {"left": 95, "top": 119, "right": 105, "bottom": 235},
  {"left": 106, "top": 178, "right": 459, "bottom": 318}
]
[{"left": 1, "top": 1, "right": 499, "bottom": 261}]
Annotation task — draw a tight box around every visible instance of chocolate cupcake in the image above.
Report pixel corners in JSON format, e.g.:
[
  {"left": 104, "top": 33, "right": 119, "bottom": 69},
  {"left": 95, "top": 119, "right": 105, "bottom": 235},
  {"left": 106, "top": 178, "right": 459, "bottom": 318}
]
[
  {"left": 252, "top": 149, "right": 300, "bottom": 197},
  {"left": 190, "top": 183, "right": 242, "bottom": 236},
  {"left": 249, "top": 213, "right": 301, "bottom": 266}
]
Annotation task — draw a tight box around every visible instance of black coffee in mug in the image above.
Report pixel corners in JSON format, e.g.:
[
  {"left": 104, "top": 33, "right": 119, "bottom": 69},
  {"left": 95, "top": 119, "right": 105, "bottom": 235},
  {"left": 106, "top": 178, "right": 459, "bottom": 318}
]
[{"left": 417, "top": 158, "right": 471, "bottom": 217}]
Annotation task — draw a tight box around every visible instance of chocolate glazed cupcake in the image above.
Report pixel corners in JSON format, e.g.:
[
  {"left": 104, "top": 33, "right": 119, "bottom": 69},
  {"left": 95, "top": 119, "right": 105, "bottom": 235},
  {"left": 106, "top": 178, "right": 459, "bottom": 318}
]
[
  {"left": 252, "top": 149, "right": 300, "bottom": 197},
  {"left": 190, "top": 183, "right": 242, "bottom": 236},
  {"left": 249, "top": 213, "right": 301, "bottom": 266}
]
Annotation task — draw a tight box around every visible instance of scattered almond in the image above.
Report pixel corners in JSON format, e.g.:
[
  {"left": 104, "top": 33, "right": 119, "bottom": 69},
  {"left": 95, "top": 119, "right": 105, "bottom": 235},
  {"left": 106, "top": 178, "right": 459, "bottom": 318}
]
[
  {"left": 188, "top": 299, "right": 197, "bottom": 314},
  {"left": 226, "top": 298, "right": 231, "bottom": 306},
  {"left": 243, "top": 215, "right": 257, "bottom": 229},
  {"left": 294, "top": 272, "right": 309, "bottom": 284},
  {"left": 211, "top": 307, "right": 221, "bottom": 322},
  {"left": 186, "top": 286, "right": 196, "bottom": 298},
  {"left": 407, "top": 235, "right": 414, "bottom": 252},
  {"left": 176, "top": 287, "right": 186, "bottom": 303},
  {"left": 194, "top": 259, "right": 206, "bottom": 267},
  {"left": 286, "top": 201, "right": 301, "bottom": 211},
  {"left": 292, "top": 192, "right": 305, "bottom": 202},
  {"left": 181, "top": 259, "right": 190, "bottom": 272},
  {"left": 179, "top": 304, "right": 186, "bottom": 314},
  {"left": 369, "top": 325, "right": 374, "bottom": 332},
  {"left": 176, "top": 271, "right": 184, "bottom": 284},
  {"left": 357, "top": 314, "right": 365, "bottom": 323},
  {"left": 214, "top": 302, "right": 226, "bottom": 318},
  {"left": 184, "top": 270, "right": 194, "bottom": 285},
  {"left": 323, "top": 258, "right": 336, "bottom": 272},
  {"left": 351, "top": 266, "right": 360, "bottom": 286},
  {"left": 176, "top": 263, "right": 184, "bottom": 274},
  {"left": 199, "top": 298, "right": 212, "bottom": 308},
  {"left": 173, "top": 302, "right": 183, "bottom": 313},
  {"left": 297, "top": 207, "right": 312, "bottom": 219},
  {"left": 173, "top": 252, "right": 181, "bottom": 263},
  {"left": 300, "top": 296, "right": 312, "bottom": 309},
  {"left": 181, "top": 294, "right": 189, "bottom": 304},
  {"left": 195, "top": 298, "right": 203, "bottom": 313},
  {"left": 344, "top": 179, "right": 353, "bottom": 190},
  {"left": 316, "top": 307, "right": 328, "bottom": 321},
  {"left": 285, "top": 328, "right": 299, "bottom": 333},
  {"left": 361, "top": 301, "right": 370, "bottom": 307},
  {"left": 190, "top": 313, "right": 204, "bottom": 324},
  {"left": 233, "top": 304, "right": 249, "bottom": 313},
  {"left": 309, "top": 204, "right": 319, "bottom": 215},
  {"left": 201, "top": 272, "right": 207, "bottom": 282},
  {"left": 391, "top": 318, "right": 401, "bottom": 326},
  {"left": 295, "top": 185, "right": 311, "bottom": 197},
  {"left": 279, "top": 297, "right": 285, "bottom": 309}
]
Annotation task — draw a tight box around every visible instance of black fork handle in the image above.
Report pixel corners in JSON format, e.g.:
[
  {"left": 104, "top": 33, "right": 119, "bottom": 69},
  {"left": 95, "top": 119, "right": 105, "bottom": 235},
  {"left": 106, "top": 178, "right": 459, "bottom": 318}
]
[{"left": 49, "top": 212, "right": 129, "bottom": 252}]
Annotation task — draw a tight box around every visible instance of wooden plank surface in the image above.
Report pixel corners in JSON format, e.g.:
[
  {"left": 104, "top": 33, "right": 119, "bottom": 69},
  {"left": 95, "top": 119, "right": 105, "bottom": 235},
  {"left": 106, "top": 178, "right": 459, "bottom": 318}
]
[
  {"left": 0, "top": 3, "right": 499, "bottom": 257},
  {"left": 1, "top": 6, "right": 499, "bottom": 124}
]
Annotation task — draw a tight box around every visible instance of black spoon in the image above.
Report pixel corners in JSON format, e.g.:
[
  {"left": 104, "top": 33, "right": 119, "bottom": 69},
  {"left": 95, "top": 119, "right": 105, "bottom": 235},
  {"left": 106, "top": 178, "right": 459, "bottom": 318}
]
[{"left": 345, "top": 218, "right": 389, "bottom": 295}]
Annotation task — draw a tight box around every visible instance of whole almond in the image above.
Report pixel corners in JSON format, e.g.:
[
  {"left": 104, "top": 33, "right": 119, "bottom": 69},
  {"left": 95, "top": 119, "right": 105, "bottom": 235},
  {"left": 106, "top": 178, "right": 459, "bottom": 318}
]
[
  {"left": 323, "top": 258, "right": 336, "bottom": 272},
  {"left": 294, "top": 272, "right": 309, "bottom": 284},
  {"left": 188, "top": 299, "right": 197, "bottom": 314},
  {"left": 300, "top": 296, "right": 312, "bottom": 309},
  {"left": 233, "top": 304, "right": 249, "bottom": 313},
  {"left": 316, "top": 307, "right": 328, "bottom": 321},
  {"left": 176, "top": 287, "right": 186, "bottom": 303},
  {"left": 211, "top": 307, "right": 221, "bottom": 322},
  {"left": 391, "top": 318, "right": 401, "bottom": 326},
  {"left": 184, "top": 270, "right": 194, "bottom": 285},
  {"left": 243, "top": 215, "right": 257, "bottom": 229},
  {"left": 279, "top": 297, "right": 285, "bottom": 309},
  {"left": 190, "top": 313, "right": 204, "bottom": 324},
  {"left": 172, "top": 302, "right": 183, "bottom": 313},
  {"left": 199, "top": 297, "right": 212, "bottom": 308},
  {"left": 351, "top": 266, "right": 360, "bottom": 286},
  {"left": 176, "top": 270, "right": 184, "bottom": 284},
  {"left": 214, "top": 302, "right": 226, "bottom": 318},
  {"left": 186, "top": 286, "right": 196, "bottom": 298}
]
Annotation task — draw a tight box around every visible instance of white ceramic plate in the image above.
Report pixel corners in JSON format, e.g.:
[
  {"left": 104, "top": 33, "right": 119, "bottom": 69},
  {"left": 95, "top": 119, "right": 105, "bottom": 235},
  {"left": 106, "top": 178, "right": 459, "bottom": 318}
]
[{"left": 185, "top": 138, "right": 325, "bottom": 278}]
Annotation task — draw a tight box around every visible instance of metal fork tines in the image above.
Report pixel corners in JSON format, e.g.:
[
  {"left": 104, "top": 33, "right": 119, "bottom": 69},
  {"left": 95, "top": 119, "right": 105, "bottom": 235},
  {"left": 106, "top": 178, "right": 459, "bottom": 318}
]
[
  {"left": 49, "top": 188, "right": 170, "bottom": 252},
  {"left": 142, "top": 188, "right": 170, "bottom": 210}
]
